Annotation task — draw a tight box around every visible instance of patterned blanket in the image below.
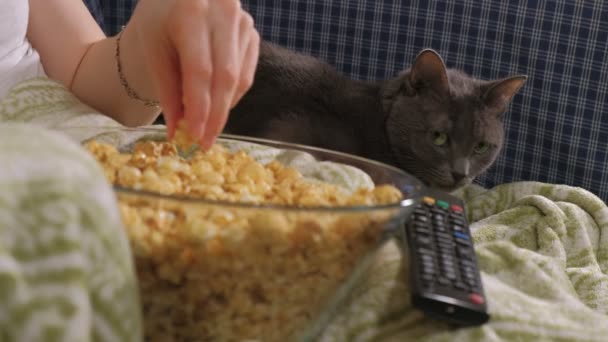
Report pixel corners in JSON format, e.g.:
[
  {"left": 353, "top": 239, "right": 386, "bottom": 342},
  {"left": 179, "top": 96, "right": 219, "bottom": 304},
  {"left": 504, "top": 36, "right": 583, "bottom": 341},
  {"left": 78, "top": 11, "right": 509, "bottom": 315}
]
[{"left": 1, "top": 78, "right": 607, "bottom": 341}]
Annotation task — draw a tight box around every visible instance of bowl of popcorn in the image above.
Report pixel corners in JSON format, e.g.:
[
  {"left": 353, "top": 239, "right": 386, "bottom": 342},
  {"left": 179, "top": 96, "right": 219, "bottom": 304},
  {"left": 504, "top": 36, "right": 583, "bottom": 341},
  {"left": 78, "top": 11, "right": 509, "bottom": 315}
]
[{"left": 85, "top": 127, "right": 422, "bottom": 342}]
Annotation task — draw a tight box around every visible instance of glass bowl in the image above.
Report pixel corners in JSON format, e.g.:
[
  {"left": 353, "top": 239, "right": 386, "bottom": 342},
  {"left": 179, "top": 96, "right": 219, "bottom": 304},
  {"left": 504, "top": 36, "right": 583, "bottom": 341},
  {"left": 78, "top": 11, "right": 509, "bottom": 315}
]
[{"left": 84, "top": 127, "right": 423, "bottom": 342}]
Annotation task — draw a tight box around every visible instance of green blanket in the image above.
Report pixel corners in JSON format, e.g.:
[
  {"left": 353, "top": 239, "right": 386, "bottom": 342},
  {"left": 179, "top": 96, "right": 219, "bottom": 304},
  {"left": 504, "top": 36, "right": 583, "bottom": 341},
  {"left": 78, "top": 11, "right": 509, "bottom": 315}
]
[
  {"left": 1, "top": 78, "right": 607, "bottom": 341},
  {"left": 319, "top": 183, "right": 608, "bottom": 341}
]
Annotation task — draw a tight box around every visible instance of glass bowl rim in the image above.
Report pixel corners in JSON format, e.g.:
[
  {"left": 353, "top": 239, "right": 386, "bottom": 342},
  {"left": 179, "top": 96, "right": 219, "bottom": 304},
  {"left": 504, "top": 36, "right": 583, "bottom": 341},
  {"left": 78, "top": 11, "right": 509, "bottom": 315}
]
[{"left": 90, "top": 126, "right": 423, "bottom": 212}]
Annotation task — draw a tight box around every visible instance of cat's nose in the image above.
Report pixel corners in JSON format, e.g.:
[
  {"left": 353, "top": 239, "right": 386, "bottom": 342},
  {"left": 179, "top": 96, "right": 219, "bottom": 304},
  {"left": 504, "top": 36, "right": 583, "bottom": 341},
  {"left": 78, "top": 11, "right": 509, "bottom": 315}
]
[
  {"left": 452, "top": 158, "right": 470, "bottom": 184},
  {"left": 451, "top": 172, "right": 467, "bottom": 183}
]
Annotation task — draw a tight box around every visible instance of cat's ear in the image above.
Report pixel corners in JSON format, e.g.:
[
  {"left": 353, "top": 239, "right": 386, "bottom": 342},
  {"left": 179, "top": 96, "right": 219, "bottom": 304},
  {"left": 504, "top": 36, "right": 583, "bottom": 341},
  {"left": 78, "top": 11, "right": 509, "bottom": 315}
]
[
  {"left": 408, "top": 49, "right": 450, "bottom": 98},
  {"left": 482, "top": 75, "right": 528, "bottom": 113}
]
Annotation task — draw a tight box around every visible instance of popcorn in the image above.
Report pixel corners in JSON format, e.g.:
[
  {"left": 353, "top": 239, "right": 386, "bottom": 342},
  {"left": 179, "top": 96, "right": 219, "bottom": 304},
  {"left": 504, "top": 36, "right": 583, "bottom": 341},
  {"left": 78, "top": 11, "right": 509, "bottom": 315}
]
[
  {"left": 85, "top": 139, "right": 403, "bottom": 341},
  {"left": 173, "top": 119, "right": 196, "bottom": 151}
]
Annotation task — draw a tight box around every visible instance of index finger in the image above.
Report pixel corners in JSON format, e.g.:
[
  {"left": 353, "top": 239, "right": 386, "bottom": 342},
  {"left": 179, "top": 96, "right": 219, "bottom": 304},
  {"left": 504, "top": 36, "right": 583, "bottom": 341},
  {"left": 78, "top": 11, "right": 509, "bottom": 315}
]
[{"left": 171, "top": 3, "right": 214, "bottom": 142}]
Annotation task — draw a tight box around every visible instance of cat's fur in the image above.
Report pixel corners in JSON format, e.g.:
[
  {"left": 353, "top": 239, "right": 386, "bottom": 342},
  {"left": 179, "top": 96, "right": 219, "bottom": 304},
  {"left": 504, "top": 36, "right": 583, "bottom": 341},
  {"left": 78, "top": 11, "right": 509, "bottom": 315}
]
[{"left": 226, "top": 42, "right": 527, "bottom": 191}]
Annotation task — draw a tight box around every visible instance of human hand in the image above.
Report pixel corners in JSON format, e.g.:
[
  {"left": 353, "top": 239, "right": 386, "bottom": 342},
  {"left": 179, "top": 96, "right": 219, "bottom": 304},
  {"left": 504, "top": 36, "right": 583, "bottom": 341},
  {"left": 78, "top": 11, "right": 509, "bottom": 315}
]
[{"left": 128, "top": 0, "right": 260, "bottom": 149}]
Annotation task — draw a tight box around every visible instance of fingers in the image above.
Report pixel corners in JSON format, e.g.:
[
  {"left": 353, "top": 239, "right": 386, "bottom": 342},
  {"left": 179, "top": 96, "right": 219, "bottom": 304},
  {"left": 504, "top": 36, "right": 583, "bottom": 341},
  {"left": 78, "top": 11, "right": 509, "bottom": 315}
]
[
  {"left": 201, "top": 2, "right": 242, "bottom": 148},
  {"left": 202, "top": 8, "right": 259, "bottom": 148},
  {"left": 161, "top": 0, "right": 260, "bottom": 148},
  {"left": 147, "top": 39, "right": 183, "bottom": 139},
  {"left": 230, "top": 16, "right": 260, "bottom": 109},
  {"left": 171, "top": 2, "right": 214, "bottom": 141},
  {"left": 178, "top": 30, "right": 212, "bottom": 140}
]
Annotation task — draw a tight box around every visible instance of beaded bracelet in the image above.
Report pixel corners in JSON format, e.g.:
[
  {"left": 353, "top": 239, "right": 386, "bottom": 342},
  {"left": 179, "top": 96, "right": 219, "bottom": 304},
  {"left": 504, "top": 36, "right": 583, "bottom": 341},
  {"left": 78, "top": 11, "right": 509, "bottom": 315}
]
[{"left": 115, "top": 26, "right": 161, "bottom": 108}]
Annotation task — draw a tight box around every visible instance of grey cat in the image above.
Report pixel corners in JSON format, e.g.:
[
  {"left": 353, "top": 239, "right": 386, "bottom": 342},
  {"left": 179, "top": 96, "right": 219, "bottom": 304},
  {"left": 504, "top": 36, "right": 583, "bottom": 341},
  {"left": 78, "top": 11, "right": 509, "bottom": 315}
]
[{"left": 226, "top": 42, "right": 527, "bottom": 191}]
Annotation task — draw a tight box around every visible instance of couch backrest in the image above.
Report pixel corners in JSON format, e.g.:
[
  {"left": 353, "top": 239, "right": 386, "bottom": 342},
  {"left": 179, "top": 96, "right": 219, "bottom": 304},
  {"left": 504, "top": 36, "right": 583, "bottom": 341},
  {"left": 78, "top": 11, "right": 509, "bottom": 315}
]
[
  {"left": 83, "top": 0, "right": 137, "bottom": 36},
  {"left": 85, "top": 0, "right": 608, "bottom": 201},
  {"left": 244, "top": 0, "right": 608, "bottom": 201}
]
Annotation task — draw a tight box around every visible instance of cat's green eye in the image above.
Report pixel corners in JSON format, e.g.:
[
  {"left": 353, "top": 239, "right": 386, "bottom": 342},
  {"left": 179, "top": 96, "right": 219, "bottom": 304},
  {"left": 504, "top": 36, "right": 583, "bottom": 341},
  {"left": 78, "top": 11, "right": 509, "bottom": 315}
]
[
  {"left": 432, "top": 132, "right": 448, "bottom": 146},
  {"left": 474, "top": 142, "right": 490, "bottom": 154}
]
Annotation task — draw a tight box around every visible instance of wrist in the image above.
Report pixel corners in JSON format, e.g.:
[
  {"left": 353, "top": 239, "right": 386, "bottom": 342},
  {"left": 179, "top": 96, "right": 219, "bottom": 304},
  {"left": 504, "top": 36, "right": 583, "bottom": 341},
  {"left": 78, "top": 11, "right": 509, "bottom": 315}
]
[{"left": 116, "top": 24, "right": 159, "bottom": 107}]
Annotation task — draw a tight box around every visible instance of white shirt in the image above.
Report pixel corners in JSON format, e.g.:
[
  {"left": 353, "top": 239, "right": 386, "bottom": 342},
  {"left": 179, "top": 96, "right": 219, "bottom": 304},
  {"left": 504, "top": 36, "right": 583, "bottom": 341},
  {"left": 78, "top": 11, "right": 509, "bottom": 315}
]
[{"left": 0, "top": 0, "right": 46, "bottom": 99}]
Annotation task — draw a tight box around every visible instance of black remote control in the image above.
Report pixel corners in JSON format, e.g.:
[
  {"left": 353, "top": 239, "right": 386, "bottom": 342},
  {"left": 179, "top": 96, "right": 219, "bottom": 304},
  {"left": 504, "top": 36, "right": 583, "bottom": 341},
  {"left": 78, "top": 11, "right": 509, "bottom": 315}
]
[{"left": 402, "top": 188, "right": 489, "bottom": 326}]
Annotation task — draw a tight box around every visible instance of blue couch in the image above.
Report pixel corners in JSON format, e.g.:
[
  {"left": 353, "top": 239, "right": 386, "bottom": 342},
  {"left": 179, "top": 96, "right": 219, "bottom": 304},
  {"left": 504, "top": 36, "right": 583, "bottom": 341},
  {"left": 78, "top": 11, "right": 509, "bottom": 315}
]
[{"left": 84, "top": 0, "right": 608, "bottom": 202}]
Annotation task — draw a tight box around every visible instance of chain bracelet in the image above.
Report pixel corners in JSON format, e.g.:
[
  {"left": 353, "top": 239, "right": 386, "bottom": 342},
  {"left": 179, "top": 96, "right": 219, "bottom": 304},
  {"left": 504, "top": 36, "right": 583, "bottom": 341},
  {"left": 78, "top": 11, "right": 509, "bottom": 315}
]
[{"left": 115, "top": 26, "right": 160, "bottom": 108}]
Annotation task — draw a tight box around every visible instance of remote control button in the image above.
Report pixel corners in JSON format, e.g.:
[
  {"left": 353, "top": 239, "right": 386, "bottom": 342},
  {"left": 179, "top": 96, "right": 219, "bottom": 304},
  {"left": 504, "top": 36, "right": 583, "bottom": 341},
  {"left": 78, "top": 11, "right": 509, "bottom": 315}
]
[
  {"left": 436, "top": 200, "right": 449, "bottom": 210},
  {"left": 462, "top": 270, "right": 476, "bottom": 280},
  {"left": 431, "top": 207, "right": 447, "bottom": 215},
  {"left": 423, "top": 196, "right": 436, "bottom": 206},
  {"left": 439, "top": 252, "right": 455, "bottom": 262},
  {"left": 452, "top": 224, "right": 464, "bottom": 232},
  {"left": 436, "top": 232, "right": 452, "bottom": 242},
  {"left": 421, "top": 261, "right": 436, "bottom": 271},
  {"left": 439, "top": 247, "right": 454, "bottom": 255},
  {"left": 434, "top": 220, "right": 447, "bottom": 228},
  {"left": 421, "top": 282, "right": 435, "bottom": 291},
  {"left": 415, "top": 207, "right": 427, "bottom": 215},
  {"left": 454, "top": 281, "right": 467, "bottom": 290},
  {"left": 450, "top": 209, "right": 464, "bottom": 217},
  {"left": 421, "top": 257, "right": 435, "bottom": 267},
  {"left": 421, "top": 273, "right": 434, "bottom": 282},
  {"left": 433, "top": 213, "right": 445, "bottom": 223},
  {"left": 421, "top": 258, "right": 435, "bottom": 267},
  {"left": 460, "top": 258, "right": 475, "bottom": 267},
  {"left": 439, "top": 245, "right": 454, "bottom": 253},
  {"left": 450, "top": 204, "right": 464, "bottom": 213},
  {"left": 420, "top": 260, "right": 434, "bottom": 268},
  {"left": 417, "top": 230, "right": 432, "bottom": 237},
  {"left": 441, "top": 261, "right": 455, "bottom": 272},
  {"left": 441, "top": 258, "right": 455, "bottom": 269},
  {"left": 453, "top": 231, "right": 469, "bottom": 240},
  {"left": 415, "top": 226, "right": 430, "bottom": 235},
  {"left": 440, "top": 248, "right": 455, "bottom": 256},
  {"left": 418, "top": 247, "right": 435, "bottom": 256},
  {"left": 421, "top": 254, "right": 435, "bottom": 263},
  {"left": 457, "top": 246, "right": 473, "bottom": 259},
  {"left": 461, "top": 264, "right": 475, "bottom": 273},
  {"left": 436, "top": 223, "right": 448, "bottom": 231},
  {"left": 415, "top": 215, "right": 429, "bottom": 223},
  {"left": 421, "top": 254, "right": 434, "bottom": 263},
  {"left": 437, "top": 240, "right": 453, "bottom": 248},
  {"left": 462, "top": 269, "right": 476, "bottom": 277},
  {"left": 414, "top": 220, "right": 429, "bottom": 228},
  {"left": 437, "top": 238, "right": 453, "bottom": 247},
  {"left": 455, "top": 236, "right": 471, "bottom": 246},
  {"left": 421, "top": 265, "right": 436, "bottom": 276},
  {"left": 439, "top": 249, "right": 454, "bottom": 258},
  {"left": 435, "top": 236, "right": 454, "bottom": 244},
  {"left": 445, "top": 270, "right": 457, "bottom": 280},
  {"left": 440, "top": 252, "right": 454, "bottom": 260},
  {"left": 421, "top": 269, "right": 434, "bottom": 278},
  {"left": 437, "top": 276, "right": 451, "bottom": 286},
  {"left": 416, "top": 235, "right": 433, "bottom": 246},
  {"left": 438, "top": 244, "right": 454, "bottom": 254},
  {"left": 440, "top": 254, "right": 455, "bottom": 263},
  {"left": 469, "top": 293, "right": 485, "bottom": 305},
  {"left": 450, "top": 217, "right": 465, "bottom": 226},
  {"left": 463, "top": 273, "right": 477, "bottom": 285},
  {"left": 462, "top": 265, "right": 476, "bottom": 274},
  {"left": 451, "top": 221, "right": 465, "bottom": 229}
]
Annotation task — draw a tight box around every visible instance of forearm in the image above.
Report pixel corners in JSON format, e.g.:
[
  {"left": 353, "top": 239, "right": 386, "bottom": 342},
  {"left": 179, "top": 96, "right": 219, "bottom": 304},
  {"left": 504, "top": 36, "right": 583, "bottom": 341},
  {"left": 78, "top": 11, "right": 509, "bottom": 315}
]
[
  {"left": 28, "top": 0, "right": 160, "bottom": 126},
  {"left": 70, "top": 26, "right": 161, "bottom": 126}
]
